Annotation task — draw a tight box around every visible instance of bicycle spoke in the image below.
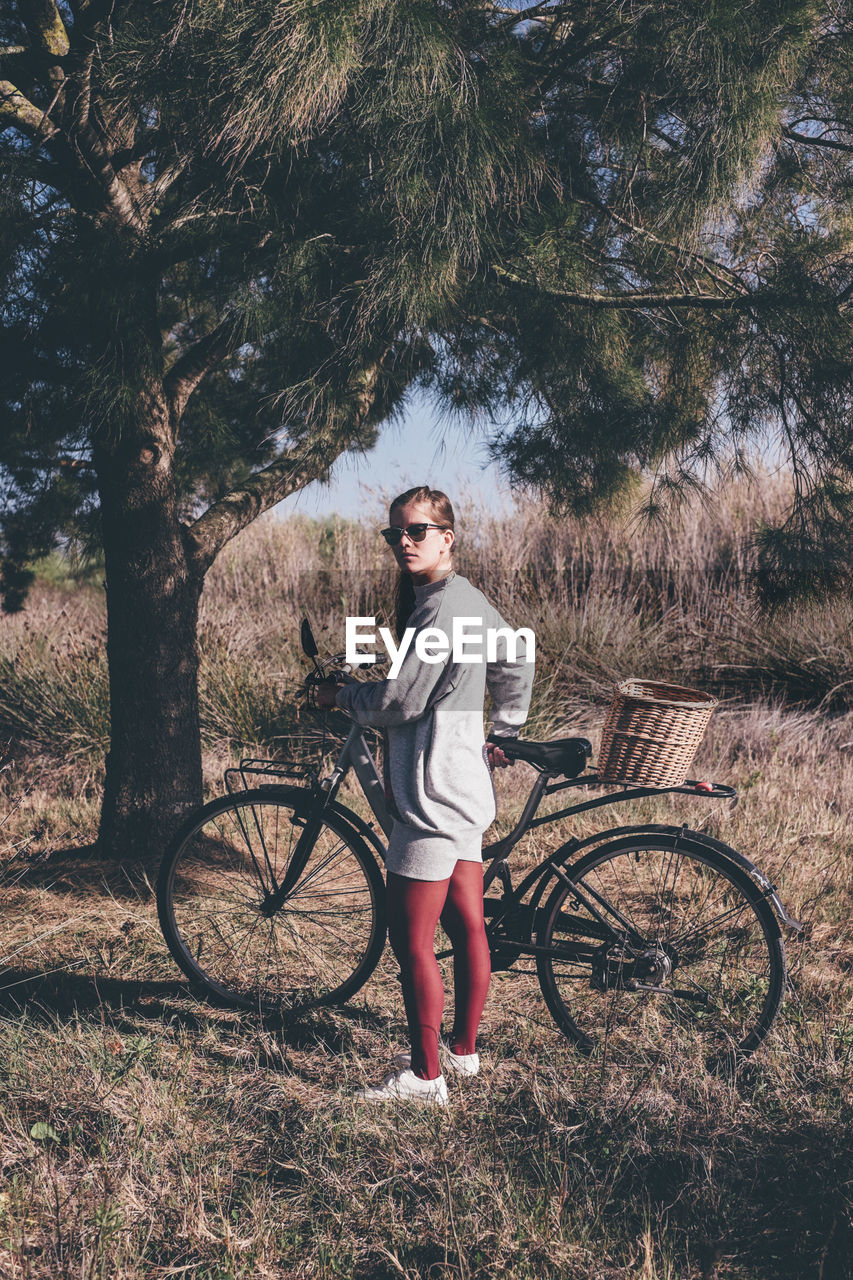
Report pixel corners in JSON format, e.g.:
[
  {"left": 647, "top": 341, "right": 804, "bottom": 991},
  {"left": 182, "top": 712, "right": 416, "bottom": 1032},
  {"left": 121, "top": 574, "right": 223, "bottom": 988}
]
[
  {"left": 671, "top": 898, "right": 757, "bottom": 951},
  {"left": 161, "top": 795, "right": 384, "bottom": 1014},
  {"left": 290, "top": 840, "right": 360, "bottom": 896},
  {"left": 537, "top": 836, "right": 784, "bottom": 1064}
]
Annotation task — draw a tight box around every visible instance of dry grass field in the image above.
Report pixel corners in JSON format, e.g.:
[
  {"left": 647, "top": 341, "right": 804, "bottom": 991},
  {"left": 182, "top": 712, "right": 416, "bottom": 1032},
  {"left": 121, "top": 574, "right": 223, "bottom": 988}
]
[{"left": 1, "top": 475, "right": 852, "bottom": 1279}]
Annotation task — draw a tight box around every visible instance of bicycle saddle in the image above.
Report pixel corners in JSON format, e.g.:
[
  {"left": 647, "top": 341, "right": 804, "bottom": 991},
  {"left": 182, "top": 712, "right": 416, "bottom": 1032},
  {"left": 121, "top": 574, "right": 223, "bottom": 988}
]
[{"left": 487, "top": 735, "right": 592, "bottom": 778}]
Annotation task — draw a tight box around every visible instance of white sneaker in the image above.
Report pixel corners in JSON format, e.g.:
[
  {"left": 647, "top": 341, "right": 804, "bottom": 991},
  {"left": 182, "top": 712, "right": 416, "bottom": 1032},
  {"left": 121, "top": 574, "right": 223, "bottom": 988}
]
[
  {"left": 393, "top": 1046, "right": 480, "bottom": 1078},
  {"left": 354, "top": 1066, "right": 449, "bottom": 1106}
]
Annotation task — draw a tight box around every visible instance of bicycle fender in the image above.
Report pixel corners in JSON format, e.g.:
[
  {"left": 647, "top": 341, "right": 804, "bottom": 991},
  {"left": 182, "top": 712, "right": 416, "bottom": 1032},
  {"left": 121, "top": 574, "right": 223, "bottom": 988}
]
[
  {"left": 253, "top": 784, "right": 387, "bottom": 868},
  {"left": 675, "top": 827, "right": 804, "bottom": 935},
  {"left": 551, "top": 822, "right": 803, "bottom": 935},
  {"left": 325, "top": 799, "right": 389, "bottom": 867}
]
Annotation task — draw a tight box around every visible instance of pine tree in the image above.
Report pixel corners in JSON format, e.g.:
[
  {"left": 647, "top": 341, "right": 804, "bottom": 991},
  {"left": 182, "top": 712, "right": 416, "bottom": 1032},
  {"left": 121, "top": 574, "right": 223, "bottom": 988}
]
[{"left": 1, "top": 1, "right": 848, "bottom": 855}]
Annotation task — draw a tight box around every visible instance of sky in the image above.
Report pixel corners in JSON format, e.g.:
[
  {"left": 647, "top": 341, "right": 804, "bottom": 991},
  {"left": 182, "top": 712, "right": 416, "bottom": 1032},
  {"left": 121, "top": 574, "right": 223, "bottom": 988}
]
[
  {"left": 270, "top": 390, "right": 789, "bottom": 528},
  {"left": 271, "top": 389, "right": 516, "bottom": 524}
]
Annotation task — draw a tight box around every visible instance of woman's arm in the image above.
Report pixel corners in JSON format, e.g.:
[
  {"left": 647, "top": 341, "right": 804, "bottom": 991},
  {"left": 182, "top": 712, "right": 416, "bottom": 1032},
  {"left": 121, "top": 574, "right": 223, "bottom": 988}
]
[
  {"left": 333, "top": 596, "right": 452, "bottom": 728},
  {"left": 485, "top": 607, "right": 535, "bottom": 738}
]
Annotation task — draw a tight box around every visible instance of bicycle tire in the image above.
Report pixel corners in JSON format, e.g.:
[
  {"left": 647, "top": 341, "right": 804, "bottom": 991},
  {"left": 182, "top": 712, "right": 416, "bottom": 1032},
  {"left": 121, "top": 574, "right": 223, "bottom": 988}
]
[
  {"left": 535, "top": 830, "right": 786, "bottom": 1065},
  {"left": 157, "top": 787, "right": 387, "bottom": 1015}
]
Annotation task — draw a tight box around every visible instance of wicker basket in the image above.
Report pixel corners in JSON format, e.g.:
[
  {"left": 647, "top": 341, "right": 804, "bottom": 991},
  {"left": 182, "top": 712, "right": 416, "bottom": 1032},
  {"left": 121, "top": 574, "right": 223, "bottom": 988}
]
[{"left": 597, "top": 679, "right": 718, "bottom": 787}]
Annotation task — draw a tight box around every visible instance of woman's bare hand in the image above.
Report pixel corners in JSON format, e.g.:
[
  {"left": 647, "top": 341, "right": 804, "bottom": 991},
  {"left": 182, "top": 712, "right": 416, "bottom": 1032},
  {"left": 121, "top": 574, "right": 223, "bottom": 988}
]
[
  {"left": 486, "top": 743, "right": 514, "bottom": 769},
  {"left": 314, "top": 677, "right": 341, "bottom": 709}
]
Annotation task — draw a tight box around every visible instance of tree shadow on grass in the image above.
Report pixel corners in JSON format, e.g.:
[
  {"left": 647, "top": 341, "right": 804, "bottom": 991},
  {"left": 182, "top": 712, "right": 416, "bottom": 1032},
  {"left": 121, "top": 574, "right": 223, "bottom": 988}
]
[
  {"left": 0, "top": 967, "right": 188, "bottom": 1020},
  {"left": 4, "top": 846, "right": 159, "bottom": 901},
  {"left": 0, "top": 962, "right": 387, "bottom": 1056},
  {"left": 595, "top": 1108, "right": 853, "bottom": 1280},
  {"left": 706, "top": 1124, "right": 852, "bottom": 1280}
]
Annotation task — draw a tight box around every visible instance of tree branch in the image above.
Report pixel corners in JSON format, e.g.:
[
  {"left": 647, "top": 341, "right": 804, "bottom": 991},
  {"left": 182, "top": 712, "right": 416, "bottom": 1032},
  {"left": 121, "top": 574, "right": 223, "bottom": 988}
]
[
  {"left": 163, "top": 316, "right": 241, "bottom": 428},
  {"left": 182, "top": 448, "right": 332, "bottom": 577},
  {"left": 583, "top": 199, "right": 751, "bottom": 295},
  {"left": 536, "top": 25, "right": 626, "bottom": 96},
  {"left": 19, "top": 0, "right": 70, "bottom": 58},
  {"left": 2, "top": 33, "right": 143, "bottom": 228},
  {"left": 145, "top": 155, "right": 190, "bottom": 209},
  {"left": 111, "top": 128, "right": 167, "bottom": 170},
  {"left": 488, "top": 2, "right": 574, "bottom": 26},
  {"left": 36, "top": 18, "right": 145, "bottom": 231},
  {"left": 782, "top": 125, "right": 853, "bottom": 154},
  {"left": 70, "top": 47, "right": 95, "bottom": 130},
  {"left": 71, "top": 116, "right": 146, "bottom": 231},
  {"left": 0, "top": 79, "right": 58, "bottom": 139},
  {"left": 185, "top": 361, "right": 389, "bottom": 574},
  {"left": 493, "top": 265, "right": 752, "bottom": 308}
]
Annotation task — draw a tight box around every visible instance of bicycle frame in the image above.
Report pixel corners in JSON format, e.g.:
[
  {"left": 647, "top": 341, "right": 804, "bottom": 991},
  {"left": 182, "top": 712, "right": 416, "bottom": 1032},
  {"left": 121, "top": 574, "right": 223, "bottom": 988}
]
[{"left": 241, "top": 719, "right": 800, "bottom": 947}]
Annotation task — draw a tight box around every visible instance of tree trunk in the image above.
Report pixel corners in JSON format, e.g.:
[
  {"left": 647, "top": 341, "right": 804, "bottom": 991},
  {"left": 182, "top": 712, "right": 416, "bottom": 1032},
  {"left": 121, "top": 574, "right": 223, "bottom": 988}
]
[{"left": 95, "top": 387, "right": 204, "bottom": 860}]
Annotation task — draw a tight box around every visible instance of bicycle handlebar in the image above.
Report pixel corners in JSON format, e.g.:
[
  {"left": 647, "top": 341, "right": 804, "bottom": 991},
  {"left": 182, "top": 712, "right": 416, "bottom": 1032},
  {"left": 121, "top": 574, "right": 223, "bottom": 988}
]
[{"left": 303, "top": 665, "right": 359, "bottom": 711}]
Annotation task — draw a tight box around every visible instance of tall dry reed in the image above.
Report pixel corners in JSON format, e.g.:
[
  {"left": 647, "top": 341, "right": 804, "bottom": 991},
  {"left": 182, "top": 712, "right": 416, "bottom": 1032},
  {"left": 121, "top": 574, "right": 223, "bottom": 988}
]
[{"left": 0, "top": 470, "right": 849, "bottom": 765}]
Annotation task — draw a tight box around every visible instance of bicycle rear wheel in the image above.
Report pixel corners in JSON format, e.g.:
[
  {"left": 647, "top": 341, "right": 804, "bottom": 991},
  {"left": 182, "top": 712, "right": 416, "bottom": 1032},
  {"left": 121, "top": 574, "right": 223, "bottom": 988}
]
[
  {"left": 536, "top": 831, "right": 786, "bottom": 1066},
  {"left": 157, "top": 788, "right": 386, "bottom": 1015}
]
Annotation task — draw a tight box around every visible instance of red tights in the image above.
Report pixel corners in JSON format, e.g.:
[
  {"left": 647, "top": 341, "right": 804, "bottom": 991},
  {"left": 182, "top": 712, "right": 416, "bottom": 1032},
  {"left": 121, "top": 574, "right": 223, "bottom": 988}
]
[{"left": 386, "top": 861, "right": 491, "bottom": 1080}]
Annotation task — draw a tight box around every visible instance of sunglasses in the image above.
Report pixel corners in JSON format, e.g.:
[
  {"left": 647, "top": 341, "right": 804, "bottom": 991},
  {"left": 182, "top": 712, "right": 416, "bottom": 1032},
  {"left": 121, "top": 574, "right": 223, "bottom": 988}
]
[{"left": 380, "top": 523, "right": 448, "bottom": 546}]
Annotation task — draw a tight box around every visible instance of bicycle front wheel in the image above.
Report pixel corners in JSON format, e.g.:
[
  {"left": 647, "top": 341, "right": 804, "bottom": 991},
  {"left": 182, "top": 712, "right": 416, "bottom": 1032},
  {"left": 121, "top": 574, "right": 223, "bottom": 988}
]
[
  {"left": 536, "top": 831, "right": 786, "bottom": 1065},
  {"left": 157, "top": 788, "right": 387, "bottom": 1015}
]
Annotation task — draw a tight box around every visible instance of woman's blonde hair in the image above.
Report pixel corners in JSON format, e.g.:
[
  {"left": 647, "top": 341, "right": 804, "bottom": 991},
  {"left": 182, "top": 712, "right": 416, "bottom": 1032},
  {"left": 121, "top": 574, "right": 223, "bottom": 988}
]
[{"left": 390, "top": 486, "right": 455, "bottom": 638}]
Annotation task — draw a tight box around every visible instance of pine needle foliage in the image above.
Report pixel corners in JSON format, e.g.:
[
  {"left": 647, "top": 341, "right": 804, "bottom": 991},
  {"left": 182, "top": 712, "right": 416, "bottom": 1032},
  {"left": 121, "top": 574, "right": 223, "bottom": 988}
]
[{"left": 1, "top": 0, "right": 853, "bottom": 602}]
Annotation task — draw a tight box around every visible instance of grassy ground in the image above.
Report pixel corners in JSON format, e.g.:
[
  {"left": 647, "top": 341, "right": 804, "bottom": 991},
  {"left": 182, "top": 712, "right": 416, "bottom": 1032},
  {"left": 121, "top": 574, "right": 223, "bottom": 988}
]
[{"left": 1, "top": 478, "right": 852, "bottom": 1278}]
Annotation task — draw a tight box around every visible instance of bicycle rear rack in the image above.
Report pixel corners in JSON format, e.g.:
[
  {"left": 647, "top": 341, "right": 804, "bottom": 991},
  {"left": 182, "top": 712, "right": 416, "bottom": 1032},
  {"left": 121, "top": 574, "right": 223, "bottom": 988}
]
[{"left": 224, "top": 757, "right": 320, "bottom": 797}]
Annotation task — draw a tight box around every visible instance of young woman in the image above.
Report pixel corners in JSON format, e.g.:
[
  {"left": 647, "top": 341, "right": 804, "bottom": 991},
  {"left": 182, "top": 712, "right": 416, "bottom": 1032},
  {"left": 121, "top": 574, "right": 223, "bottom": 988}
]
[{"left": 316, "top": 486, "right": 534, "bottom": 1105}]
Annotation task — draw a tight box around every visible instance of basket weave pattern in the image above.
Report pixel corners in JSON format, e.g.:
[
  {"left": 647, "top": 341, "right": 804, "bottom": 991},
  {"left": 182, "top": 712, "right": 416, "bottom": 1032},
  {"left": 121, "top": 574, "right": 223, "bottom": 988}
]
[{"left": 597, "top": 679, "right": 718, "bottom": 787}]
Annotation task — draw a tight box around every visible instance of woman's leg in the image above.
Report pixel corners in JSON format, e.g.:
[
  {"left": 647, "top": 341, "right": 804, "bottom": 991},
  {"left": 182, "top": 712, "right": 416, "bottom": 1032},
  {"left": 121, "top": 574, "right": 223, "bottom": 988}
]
[
  {"left": 440, "top": 860, "right": 491, "bottom": 1057},
  {"left": 386, "top": 871, "right": 451, "bottom": 1080}
]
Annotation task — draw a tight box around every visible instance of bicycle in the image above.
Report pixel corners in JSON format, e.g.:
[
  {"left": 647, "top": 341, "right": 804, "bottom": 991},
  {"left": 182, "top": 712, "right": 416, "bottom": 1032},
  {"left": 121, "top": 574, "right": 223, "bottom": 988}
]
[{"left": 157, "top": 619, "right": 803, "bottom": 1066}]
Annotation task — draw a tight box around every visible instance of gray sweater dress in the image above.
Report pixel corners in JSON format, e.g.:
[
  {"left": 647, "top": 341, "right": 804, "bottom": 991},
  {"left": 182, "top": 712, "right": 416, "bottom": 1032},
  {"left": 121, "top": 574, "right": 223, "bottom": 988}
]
[{"left": 334, "top": 571, "right": 535, "bottom": 880}]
